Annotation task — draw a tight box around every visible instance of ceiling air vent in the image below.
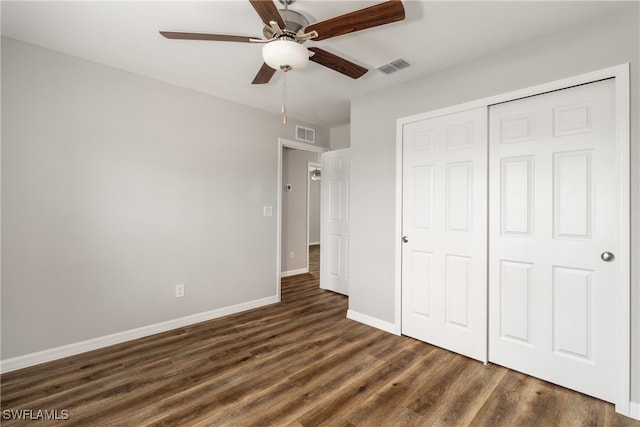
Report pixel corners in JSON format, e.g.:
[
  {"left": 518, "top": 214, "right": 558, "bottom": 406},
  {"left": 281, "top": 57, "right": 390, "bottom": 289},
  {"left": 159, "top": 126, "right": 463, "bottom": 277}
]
[
  {"left": 296, "top": 125, "right": 316, "bottom": 144},
  {"left": 378, "top": 58, "right": 411, "bottom": 75}
]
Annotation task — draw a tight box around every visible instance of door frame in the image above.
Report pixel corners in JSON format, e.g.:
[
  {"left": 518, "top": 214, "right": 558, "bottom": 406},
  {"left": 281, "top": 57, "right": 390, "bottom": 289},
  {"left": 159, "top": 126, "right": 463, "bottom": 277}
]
[
  {"left": 276, "top": 138, "right": 328, "bottom": 300},
  {"left": 395, "top": 64, "right": 630, "bottom": 415}
]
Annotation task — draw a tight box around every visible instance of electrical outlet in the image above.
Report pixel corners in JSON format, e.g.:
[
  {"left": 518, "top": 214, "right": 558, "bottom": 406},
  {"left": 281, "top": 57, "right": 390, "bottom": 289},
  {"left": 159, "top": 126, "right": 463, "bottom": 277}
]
[
  {"left": 289, "top": 251, "right": 295, "bottom": 260},
  {"left": 175, "top": 284, "right": 185, "bottom": 298}
]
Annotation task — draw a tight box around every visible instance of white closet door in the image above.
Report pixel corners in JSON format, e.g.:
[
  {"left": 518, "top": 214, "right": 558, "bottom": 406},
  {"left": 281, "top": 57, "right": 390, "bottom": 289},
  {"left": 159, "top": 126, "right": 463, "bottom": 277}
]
[
  {"left": 489, "top": 79, "right": 618, "bottom": 402},
  {"left": 320, "top": 149, "right": 350, "bottom": 295},
  {"left": 401, "top": 107, "right": 487, "bottom": 362}
]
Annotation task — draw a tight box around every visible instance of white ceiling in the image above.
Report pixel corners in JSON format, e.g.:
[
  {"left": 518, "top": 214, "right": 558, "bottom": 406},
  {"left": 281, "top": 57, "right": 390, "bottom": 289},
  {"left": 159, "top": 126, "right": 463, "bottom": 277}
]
[{"left": 1, "top": 1, "right": 631, "bottom": 128}]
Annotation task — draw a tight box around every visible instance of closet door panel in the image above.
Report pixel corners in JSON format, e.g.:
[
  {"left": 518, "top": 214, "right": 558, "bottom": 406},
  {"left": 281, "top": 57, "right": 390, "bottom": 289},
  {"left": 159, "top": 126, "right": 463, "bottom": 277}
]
[
  {"left": 401, "top": 107, "right": 487, "bottom": 362},
  {"left": 488, "top": 79, "right": 618, "bottom": 403}
]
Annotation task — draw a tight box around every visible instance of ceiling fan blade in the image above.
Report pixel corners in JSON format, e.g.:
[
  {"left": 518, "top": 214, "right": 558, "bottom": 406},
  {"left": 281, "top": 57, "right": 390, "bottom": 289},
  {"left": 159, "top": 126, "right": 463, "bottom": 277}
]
[
  {"left": 252, "top": 62, "right": 277, "bottom": 84},
  {"left": 160, "top": 31, "right": 254, "bottom": 43},
  {"left": 305, "top": 0, "right": 405, "bottom": 41},
  {"left": 249, "top": 0, "right": 285, "bottom": 29},
  {"left": 308, "top": 47, "right": 367, "bottom": 79}
]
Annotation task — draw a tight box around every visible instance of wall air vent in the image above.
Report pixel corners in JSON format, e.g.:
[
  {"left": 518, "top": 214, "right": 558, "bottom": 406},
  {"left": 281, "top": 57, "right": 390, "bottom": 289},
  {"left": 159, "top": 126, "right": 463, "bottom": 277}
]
[
  {"left": 377, "top": 58, "right": 411, "bottom": 75},
  {"left": 296, "top": 125, "right": 316, "bottom": 144}
]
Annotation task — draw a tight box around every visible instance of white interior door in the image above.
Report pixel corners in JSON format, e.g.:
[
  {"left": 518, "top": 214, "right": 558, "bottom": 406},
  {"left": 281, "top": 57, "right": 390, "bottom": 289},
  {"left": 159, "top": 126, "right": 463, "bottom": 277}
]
[
  {"left": 401, "top": 107, "right": 487, "bottom": 362},
  {"left": 488, "top": 79, "right": 618, "bottom": 402},
  {"left": 320, "top": 149, "right": 350, "bottom": 295}
]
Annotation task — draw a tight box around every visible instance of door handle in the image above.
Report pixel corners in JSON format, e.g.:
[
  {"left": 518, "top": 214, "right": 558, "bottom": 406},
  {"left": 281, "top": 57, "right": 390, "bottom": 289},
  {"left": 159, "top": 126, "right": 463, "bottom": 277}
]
[
  {"left": 402, "top": 236, "right": 409, "bottom": 243},
  {"left": 601, "top": 252, "right": 615, "bottom": 262}
]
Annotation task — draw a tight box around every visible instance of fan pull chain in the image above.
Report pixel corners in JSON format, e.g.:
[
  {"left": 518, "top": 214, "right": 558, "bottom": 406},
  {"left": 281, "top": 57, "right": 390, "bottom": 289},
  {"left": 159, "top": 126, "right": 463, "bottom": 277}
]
[{"left": 282, "top": 71, "right": 287, "bottom": 125}]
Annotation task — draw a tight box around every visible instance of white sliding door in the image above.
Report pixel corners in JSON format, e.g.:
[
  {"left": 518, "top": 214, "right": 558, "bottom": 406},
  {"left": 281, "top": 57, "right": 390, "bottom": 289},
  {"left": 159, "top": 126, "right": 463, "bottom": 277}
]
[
  {"left": 488, "top": 79, "right": 619, "bottom": 402},
  {"left": 320, "top": 149, "right": 350, "bottom": 295},
  {"left": 401, "top": 107, "right": 488, "bottom": 362}
]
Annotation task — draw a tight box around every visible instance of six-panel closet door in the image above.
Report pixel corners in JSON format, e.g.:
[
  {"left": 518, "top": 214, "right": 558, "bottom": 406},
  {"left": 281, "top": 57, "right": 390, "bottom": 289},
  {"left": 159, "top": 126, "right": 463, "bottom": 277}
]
[
  {"left": 401, "top": 107, "right": 488, "bottom": 362},
  {"left": 401, "top": 78, "right": 621, "bottom": 404},
  {"left": 488, "top": 79, "right": 618, "bottom": 402}
]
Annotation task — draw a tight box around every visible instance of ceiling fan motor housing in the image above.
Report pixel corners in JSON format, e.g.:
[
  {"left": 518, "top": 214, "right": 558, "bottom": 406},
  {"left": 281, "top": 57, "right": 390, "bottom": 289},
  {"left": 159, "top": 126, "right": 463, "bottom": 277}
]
[{"left": 263, "top": 9, "right": 310, "bottom": 39}]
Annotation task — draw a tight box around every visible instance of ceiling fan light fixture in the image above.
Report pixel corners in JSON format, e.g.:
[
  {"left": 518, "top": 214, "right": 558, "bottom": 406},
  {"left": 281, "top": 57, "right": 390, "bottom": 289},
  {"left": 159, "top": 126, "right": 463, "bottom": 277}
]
[{"left": 262, "top": 38, "right": 309, "bottom": 71}]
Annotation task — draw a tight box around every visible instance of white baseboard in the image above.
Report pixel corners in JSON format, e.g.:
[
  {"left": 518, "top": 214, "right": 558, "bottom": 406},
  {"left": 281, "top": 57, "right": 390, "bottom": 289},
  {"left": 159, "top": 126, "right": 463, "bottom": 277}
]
[
  {"left": 281, "top": 268, "right": 308, "bottom": 277},
  {"left": 630, "top": 401, "right": 640, "bottom": 420},
  {"left": 309, "top": 241, "right": 320, "bottom": 246},
  {"left": 0, "top": 295, "right": 279, "bottom": 374},
  {"left": 347, "top": 309, "right": 401, "bottom": 335}
]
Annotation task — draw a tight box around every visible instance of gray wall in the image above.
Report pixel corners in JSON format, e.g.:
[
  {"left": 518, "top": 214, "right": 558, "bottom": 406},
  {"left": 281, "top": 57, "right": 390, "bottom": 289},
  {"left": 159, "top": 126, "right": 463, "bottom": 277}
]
[
  {"left": 349, "top": 5, "right": 640, "bottom": 402},
  {"left": 281, "top": 148, "right": 320, "bottom": 274},
  {"left": 330, "top": 124, "right": 351, "bottom": 150},
  {"left": 1, "top": 37, "right": 328, "bottom": 360}
]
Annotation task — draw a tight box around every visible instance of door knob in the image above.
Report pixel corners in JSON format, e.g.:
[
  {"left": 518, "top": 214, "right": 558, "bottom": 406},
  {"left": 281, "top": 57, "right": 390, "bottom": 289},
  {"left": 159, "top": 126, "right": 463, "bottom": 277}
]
[
  {"left": 601, "top": 252, "right": 615, "bottom": 262},
  {"left": 402, "top": 236, "right": 409, "bottom": 243}
]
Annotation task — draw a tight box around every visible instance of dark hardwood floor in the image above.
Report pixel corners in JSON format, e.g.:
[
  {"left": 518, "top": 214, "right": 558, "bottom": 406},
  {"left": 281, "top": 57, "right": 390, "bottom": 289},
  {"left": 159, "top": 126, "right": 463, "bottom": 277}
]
[{"left": 2, "top": 244, "right": 638, "bottom": 426}]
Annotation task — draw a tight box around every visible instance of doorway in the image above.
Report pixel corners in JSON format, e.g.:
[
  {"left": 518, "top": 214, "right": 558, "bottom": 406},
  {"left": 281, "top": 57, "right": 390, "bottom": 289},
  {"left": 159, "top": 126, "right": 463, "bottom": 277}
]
[
  {"left": 276, "top": 139, "right": 328, "bottom": 299},
  {"left": 308, "top": 162, "right": 322, "bottom": 248}
]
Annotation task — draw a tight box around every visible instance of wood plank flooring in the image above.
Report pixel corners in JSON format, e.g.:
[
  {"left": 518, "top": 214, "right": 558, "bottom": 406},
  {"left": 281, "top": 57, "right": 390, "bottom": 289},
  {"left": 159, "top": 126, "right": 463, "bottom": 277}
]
[{"left": 2, "top": 245, "right": 638, "bottom": 426}]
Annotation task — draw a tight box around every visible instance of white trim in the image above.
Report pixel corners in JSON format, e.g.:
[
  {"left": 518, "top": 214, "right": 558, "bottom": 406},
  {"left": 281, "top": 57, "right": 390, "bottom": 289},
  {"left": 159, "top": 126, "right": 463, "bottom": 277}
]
[
  {"left": 630, "top": 402, "right": 640, "bottom": 420},
  {"left": 281, "top": 268, "right": 309, "bottom": 278},
  {"left": 394, "top": 112, "right": 404, "bottom": 336},
  {"left": 0, "top": 295, "right": 278, "bottom": 374},
  {"left": 279, "top": 138, "right": 326, "bottom": 153},
  {"left": 276, "top": 138, "right": 328, "bottom": 300},
  {"left": 347, "top": 310, "right": 400, "bottom": 335},
  {"left": 309, "top": 241, "right": 320, "bottom": 246},
  {"left": 395, "top": 63, "right": 631, "bottom": 417},
  {"left": 613, "top": 64, "right": 631, "bottom": 417}
]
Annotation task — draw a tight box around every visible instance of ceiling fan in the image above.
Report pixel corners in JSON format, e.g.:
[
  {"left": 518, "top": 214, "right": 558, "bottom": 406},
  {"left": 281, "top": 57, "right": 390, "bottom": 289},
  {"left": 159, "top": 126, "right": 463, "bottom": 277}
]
[{"left": 159, "top": 0, "right": 405, "bottom": 84}]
